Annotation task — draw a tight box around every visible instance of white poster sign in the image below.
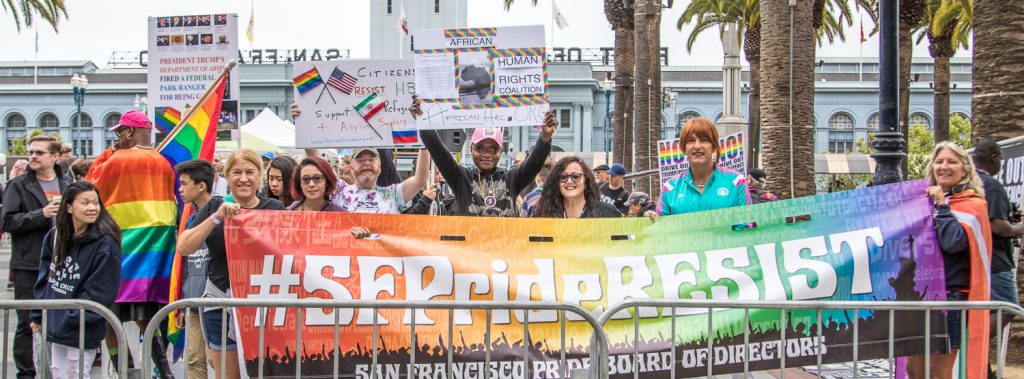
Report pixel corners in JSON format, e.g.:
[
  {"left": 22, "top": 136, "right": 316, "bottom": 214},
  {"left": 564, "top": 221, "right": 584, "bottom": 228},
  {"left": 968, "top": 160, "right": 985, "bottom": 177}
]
[
  {"left": 412, "top": 25, "right": 549, "bottom": 130},
  {"left": 147, "top": 14, "right": 240, "bottom": 131},
  {"left": 292, "top": 60, "right": 417, "bottom": 148},
  {"left": 658, "top": 132, "right": 747, "bottom": 185}
]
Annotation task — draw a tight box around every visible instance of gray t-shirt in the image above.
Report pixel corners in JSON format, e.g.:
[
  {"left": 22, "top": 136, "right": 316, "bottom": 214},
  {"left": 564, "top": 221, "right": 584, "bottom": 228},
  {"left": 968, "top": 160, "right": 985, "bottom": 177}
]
[{"left": 181, "top": 203, "right": 211, "bottom": 299}]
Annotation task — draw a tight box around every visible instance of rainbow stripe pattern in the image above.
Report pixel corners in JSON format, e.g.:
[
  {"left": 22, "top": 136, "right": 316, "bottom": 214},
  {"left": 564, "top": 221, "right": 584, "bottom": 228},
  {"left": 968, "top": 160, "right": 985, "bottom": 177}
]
[
  {"left": 154, "top": 107, "right": 181, "bottom": 133},
  {"left": 292, "top": 67, "right": 323, "bottom": 94},
  {"left": 443, "top": 27, "right": 497, "bottom": 38},
  {"left": 159, "top": 77, "right": 226, "bottom": 170}
]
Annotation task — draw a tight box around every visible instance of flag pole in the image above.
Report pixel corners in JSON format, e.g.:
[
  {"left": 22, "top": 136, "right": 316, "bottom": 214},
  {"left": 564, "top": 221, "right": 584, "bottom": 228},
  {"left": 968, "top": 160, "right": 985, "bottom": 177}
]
[{"left": 157, "top": 60, "right": 237, "bottom": 151}]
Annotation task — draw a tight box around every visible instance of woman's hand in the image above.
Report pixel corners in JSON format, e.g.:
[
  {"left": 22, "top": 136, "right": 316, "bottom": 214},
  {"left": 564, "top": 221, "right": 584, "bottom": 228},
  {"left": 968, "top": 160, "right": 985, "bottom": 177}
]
[
  {"left": 409, "top": 96, "right": 422, "bottom": 119},
  {"left": 643, "top": 210, "right": 657, "bottom": 223},
  {"left": 216, "top": 202, "right": 241, "bottom": 221},
  {"left": 351, "top": 226, "right": 372, "bottom": 239},
  {"left": 926, "top": 186, "right": 947, "bottom": 206}
]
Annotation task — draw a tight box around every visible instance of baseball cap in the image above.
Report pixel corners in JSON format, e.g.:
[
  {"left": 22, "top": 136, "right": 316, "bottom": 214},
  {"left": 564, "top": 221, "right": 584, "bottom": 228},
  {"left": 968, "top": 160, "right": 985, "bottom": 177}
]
[
  {"left": 593, "top": 164, "right": 610, "bottom": 172},
  {"left": 109, "top": 110, "right": 152, "bottom": 131},
  {"left": 471, "top": 128, "right": 504, "bottom": 146},
  {"left": 609, "top": 163, "right": 626, "bottom": 177},
  {"left": 350, "top": 148, "right": 380, "bottom": 159},
  {"left": 749, "top": 168, "right": 767, "bottom": 182},
  {"left": 624, "top": 192, "right": 650, "bottom": 206}
]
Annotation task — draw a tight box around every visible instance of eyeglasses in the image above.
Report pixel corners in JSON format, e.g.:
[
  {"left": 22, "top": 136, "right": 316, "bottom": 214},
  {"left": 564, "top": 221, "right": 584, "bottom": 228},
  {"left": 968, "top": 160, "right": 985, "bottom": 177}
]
[
  {"left": 473, "top": 145, "right": 500, "bottom": 155},
  {"left": 301, "top": 175, "right": 325, "bottom": 185},
  {"left": 28, "top": 150, "right": 52, "bottom": 157},
  {"left": 558, "top": 173, "right": 584, "bottom": 183}
]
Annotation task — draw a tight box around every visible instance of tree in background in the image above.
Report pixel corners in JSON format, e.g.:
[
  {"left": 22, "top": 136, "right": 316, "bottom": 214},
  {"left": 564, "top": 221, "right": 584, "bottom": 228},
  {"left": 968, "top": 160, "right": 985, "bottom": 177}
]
[
  {"left": 6, "top": 129, "right": 62, "bottom": 156},
  {"left": 1, "top": 0, "right": 67, "bottom": 32}
]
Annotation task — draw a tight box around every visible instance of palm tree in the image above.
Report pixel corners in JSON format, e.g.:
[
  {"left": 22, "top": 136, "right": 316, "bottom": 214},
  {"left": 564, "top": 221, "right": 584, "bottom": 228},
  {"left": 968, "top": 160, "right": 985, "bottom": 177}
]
[
  {"left": 969, "top": 0, "right": 1021, "bottom": 142},
  {"left": 2, "top": 0, "right": 67, "bottom": 32},
  {"left": 898, "top": 0, "right": 927, "bottom": 173},
  {"left": 760, "top": 0, "right": 816, "bottom": 199},
  {"left": 632, "top": 0, "right": 662, "bottom": 196},
  {"left": 922, "top": 0, "right": 971, "bottom": 142},
  {"left": 605, "top": 0, "right": 636, "bottom": 175}
]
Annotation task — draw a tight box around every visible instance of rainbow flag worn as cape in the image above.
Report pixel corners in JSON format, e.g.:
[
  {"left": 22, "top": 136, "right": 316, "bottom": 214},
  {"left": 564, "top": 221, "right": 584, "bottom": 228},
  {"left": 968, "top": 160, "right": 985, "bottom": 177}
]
[
  {"left": 161, "top": 75, "right": 227, "bottom": 361},
  {"left": 948, "top": 190, "right": 992, "bottom": 379}
]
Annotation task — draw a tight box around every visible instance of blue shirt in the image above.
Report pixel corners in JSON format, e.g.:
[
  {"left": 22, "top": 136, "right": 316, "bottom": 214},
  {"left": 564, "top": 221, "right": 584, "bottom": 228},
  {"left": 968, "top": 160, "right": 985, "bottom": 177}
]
[{"left": 656, "top": 167, "right": 750, "bottom": 216}]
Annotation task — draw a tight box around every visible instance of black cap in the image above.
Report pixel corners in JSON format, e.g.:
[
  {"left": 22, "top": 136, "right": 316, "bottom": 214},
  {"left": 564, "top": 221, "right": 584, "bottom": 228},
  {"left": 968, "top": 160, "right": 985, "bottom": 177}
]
[
  {"left": 749, "top": 168, "right": 767, "bottom": 182},
  {"left": 593, "top": 164, "right": 610, "bottom": 172}
]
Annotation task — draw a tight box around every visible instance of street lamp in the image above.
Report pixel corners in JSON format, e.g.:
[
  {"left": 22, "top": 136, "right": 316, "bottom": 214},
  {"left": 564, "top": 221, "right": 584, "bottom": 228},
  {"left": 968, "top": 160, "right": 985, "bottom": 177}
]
[
  {"left": 601, "top": 78, "right": 614, "bottom": 165},
  {"left": 71, "top": 73, "right": 89, "bottom": 157},
  {"left": 133, "top": 94, "right": 148, "bottom": 113}
]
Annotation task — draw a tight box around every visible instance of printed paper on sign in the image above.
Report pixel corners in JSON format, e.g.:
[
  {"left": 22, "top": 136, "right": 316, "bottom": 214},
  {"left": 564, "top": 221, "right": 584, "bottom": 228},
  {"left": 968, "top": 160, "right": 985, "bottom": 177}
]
[{"left": 658, "top": 132, "right": 746, "bottom": 185}]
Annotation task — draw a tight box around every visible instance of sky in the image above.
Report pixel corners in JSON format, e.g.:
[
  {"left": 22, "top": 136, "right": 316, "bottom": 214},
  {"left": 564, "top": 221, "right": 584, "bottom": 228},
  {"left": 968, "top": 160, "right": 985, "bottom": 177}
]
[{"left": 0, "top": 0, "right": 967, "bottom": 68}]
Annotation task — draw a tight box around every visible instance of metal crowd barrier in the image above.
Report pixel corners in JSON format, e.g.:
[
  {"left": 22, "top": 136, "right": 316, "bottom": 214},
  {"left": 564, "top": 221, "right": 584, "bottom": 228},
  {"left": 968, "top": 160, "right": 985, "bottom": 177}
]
[
  {"left": 0, "top": 299, "right": 129, "bottom": 378},
  {"left": 141, "top": 298, "right": 610, "bottom": 379},
  {"left": 599, "top": 299, "right": 1024, "bottom": 379}
]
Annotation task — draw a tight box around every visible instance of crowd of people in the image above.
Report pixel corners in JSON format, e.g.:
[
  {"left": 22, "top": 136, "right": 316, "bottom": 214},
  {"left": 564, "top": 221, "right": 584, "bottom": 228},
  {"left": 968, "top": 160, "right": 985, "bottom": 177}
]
[{"left": 0, "top": 100, "right": 1021, "bottom": 378}]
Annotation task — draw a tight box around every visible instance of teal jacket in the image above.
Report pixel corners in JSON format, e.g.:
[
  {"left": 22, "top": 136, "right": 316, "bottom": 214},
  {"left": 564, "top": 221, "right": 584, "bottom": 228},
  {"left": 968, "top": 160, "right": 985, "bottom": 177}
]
[{"left": 656, "top": 167, "right": 750, "bottom": 216}]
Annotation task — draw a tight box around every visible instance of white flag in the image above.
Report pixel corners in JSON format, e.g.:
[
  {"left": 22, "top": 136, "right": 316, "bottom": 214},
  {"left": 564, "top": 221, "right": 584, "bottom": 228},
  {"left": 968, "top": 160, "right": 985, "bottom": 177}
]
[
  {"left": 396, "top": 4, "right": 409, "bottom": 37},
  {"left": 552, "top": 0, "right": 569, "bottom": 30}
]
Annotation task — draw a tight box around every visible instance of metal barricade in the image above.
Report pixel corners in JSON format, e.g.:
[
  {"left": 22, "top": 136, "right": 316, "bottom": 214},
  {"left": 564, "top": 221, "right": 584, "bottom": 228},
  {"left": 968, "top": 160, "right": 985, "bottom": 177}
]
[
  {"left": 0, "top": 299, "right": 129, "bottom": 378},
  {"left": 141, "top": 298, "right": 610, "bottom": 379},
  {"left": 599, "top": 299, "right": 1024, "bottom": 379}
]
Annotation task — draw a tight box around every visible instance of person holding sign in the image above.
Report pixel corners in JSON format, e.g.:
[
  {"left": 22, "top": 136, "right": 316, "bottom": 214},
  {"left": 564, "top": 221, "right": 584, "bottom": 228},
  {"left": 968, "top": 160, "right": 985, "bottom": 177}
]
[
  {"left": 331, "top": 148, "right": 430, "bottom": 214},
  {"left": 532, "top": 156, "right": 620, "bottom": 218},
  {"left": 411, "top": 96, "right": 557, "bottom": 217},
  {"left": 646, "top": 117, "right": 750, "bottom": 219}
]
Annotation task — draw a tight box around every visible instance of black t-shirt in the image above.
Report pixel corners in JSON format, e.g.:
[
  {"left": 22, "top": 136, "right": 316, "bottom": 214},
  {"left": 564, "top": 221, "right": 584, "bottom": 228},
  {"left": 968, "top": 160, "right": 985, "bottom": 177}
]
[
  {"left": 191, "top": 196, "right": 285, "bottom": 292},
  {"left": 599, "top": 183, "right": 629, "bottom": 214},
  {"left": 979, "top": 171, "right": 1015, "bottom": 273}
]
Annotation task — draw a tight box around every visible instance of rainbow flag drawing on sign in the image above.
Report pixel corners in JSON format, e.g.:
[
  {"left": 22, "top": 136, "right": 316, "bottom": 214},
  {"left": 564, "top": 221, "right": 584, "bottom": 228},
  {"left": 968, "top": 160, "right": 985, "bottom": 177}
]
[
  {"left": 354, "top": 92, "right": 386, "bottom": 121},
  {"left": 160, "top": 75, "right": 227, "bottom": 361},
  {"left": 293, "top": 67, "right": 323, "bottom": 94},
  {"left": 154, "top": 107, "right": 181, "bottom": 134}
]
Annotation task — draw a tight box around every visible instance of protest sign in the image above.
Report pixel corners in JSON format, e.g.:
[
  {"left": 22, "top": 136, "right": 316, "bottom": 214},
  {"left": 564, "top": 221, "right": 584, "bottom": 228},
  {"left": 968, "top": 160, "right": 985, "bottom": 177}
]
[
  {"left": 657, "top": 132, "right": 746, "bottom": 185},
  {"left": 292, "top": 60, "right": 418, "bottom": 148},
  {"left": 147, "top": 14, "right": 240, "bottom": 132},
  {"left": 995, "top": 136, "right": 1024, "bottom": 205},
  {"left": 412, "top": 25, "right": 549, "bottom": 130},
  {"left": 226, "top": 180, "right": 946, "bottom": 378}
]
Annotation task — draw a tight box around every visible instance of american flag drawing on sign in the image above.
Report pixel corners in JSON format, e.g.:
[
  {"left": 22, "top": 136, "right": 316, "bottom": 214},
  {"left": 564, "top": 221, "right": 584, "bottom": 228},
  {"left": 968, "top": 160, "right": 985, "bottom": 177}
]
[{"left": 327, "top": 67, "right": 357, "bottom": 95}]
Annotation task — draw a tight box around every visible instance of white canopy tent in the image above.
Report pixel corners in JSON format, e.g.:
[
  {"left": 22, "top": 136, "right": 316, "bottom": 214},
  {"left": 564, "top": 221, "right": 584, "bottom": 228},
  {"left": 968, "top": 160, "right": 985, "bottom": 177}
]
[{"left": 242, "top": 108, "right": 295, "bottom": 149}]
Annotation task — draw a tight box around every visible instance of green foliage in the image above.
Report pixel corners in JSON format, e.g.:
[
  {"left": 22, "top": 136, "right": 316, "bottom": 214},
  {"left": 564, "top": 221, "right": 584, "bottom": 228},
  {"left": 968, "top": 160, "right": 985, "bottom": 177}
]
[
  {"left": 851, "top": 114, "right": 972, "bottom": 181},
  {"left": 1, "top": 0, "right": 67, "bottom": 32},
  {"left": 6, "top": 129, "right": 61, "bottom": 156}
]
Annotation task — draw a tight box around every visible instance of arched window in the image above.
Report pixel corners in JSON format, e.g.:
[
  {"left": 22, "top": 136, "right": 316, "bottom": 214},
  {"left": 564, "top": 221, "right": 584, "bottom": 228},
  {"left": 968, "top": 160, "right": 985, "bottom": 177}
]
[
  {"left": 38, "top": 112, "right": 59, "bottom": 128},
  {"left": 70, "top": 113, "right": 94, "bottom": 156},
  {"left": 910, "top": 113, "right": 932, "bottom": 130},
  {"left": 70, "top": 113, "right": 93, "bottom": 128},
  {"left": 677, "top": 111, "right": 701, "bottom": 128},
  {"left": 714, "top": 113, "right": 723, "bottom": 122},
  {"left": 104, "top": 113, "right": 122, "bottom": 149},
  {"left": 827, "top": 113, "right": 855, "bottom": 153},
  {"left": 951, "top": 112, "right": 970, "bottom": 122},
  {"left": 5, "top": 113, "right": 27, "bottom": 128},
  {"left": 866, "top": 113, "right": 880, "bottom": 131}
]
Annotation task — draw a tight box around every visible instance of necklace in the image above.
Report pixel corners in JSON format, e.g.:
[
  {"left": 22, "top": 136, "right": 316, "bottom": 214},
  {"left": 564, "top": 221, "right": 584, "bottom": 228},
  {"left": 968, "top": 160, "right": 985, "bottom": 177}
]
[{"left": 475, "top": 174, "right": 497, "bottom": 207}]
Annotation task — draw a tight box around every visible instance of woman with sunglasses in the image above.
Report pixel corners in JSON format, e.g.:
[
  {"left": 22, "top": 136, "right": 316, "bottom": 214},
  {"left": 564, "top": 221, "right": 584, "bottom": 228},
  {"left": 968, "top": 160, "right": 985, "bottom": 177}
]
[
  {"left": 287, "top": 157, "right": 344, "bottom": 212},
  {"left": 532, "top": 156, "right": 620, "bottom": 219}
]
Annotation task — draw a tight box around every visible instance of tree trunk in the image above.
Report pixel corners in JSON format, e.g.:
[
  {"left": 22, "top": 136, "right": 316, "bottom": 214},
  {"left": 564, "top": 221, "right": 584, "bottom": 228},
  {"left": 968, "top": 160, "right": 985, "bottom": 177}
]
[
  {"left": 898, "top": 22, "right": 912, "bottom": 174},
  {"left": 759, "top": 0, "right": 816, "bottom": 199},
  {"left": 932, "top": 55, "right": 950, "bottom": 142},
  {"left": 972, "top": 0, "right": 1024, "bottom": 142},
  {"left": 641, "top": 4, "right": 662, "bottom": 195},
  {"left": 612, "top": 27, "right": 635, "bottom": 173},
  {"left": 632, "top": 2, "right": 652, "bottom": 194},
  {"left": 747, "top": 56, "right": 761, "bottom": 169}
]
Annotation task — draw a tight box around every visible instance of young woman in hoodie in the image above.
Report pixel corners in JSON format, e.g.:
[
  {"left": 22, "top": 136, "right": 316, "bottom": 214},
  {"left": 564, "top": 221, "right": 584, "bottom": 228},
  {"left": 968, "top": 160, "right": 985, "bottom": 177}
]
[{"left": 31, "top": 181, "right": 122, "bottom": 379}]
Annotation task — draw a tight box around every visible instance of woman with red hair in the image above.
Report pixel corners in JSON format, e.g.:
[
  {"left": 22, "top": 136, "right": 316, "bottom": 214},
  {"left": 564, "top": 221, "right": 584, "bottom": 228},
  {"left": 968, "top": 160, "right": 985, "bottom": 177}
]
[
  {"left": 288, "top": 157, "right": 344, "bottom": 212},
  {"left": 646, "top": 117, "right": 750, "bottom": 218}
]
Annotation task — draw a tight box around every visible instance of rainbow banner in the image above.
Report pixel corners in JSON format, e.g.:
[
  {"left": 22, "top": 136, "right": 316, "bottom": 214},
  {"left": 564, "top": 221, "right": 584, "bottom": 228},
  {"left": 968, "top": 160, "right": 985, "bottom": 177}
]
[
  {"left": 292, "top": 67, "right": 324, "bottom": 94},
  {"left": 225, "top": 180, "right": 951, "bottom": 378},
  {"left": 658, "top": 132, "right": 746, "bottom": 185}
]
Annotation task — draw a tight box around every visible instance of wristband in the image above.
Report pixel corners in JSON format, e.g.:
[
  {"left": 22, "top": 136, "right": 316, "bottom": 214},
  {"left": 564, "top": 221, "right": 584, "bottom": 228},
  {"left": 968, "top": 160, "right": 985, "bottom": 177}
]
[{"left": 209, "top": 214, "right": 222, "bottom": 225}]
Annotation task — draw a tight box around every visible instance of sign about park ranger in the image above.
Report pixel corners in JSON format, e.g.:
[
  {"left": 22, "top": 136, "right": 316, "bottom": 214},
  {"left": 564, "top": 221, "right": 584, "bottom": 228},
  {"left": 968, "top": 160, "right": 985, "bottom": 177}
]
[
  {"left": 292, "top": 60, "right": 418, "bottom": 148},
  {"left": 147, "top": 14, "right": 240, "bottom": 129},
  {"left": 657, "top": 132, "right": 747, "bottom": 185},
  {"left": 412, "top": 25, "right": 549, "bottom": 130}
]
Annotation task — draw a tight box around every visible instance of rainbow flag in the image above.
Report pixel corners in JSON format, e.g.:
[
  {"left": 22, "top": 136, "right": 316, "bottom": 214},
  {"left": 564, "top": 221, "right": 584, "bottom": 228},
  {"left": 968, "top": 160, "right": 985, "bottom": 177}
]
[
  {"left": 293, "top": 67, "right": 323, "bottom": 94},
  {"left": 159, "top": 75, "right": 227, "bottom": 361},
  {"left": 154, "top": 107, "right": 181, "bottom": 133}
]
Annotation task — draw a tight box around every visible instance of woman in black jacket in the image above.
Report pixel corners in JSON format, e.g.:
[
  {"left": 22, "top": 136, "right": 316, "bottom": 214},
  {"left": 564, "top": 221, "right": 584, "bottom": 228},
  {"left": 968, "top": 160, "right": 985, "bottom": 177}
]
[
  {"left": 31, "top": 181, "right": 122, "bottom": 379},
  {"left": 532, "top": 156, "right": 621, "bottom": 218}
]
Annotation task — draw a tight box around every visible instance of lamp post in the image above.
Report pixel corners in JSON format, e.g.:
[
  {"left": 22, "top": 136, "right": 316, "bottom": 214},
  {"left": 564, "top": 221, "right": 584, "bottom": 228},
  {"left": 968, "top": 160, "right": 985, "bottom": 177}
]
[
  {"left": 70, "top": 73, "right": 88, "bottom": 157},
  {"left": 133, "top": 94, "right": 148, "bottom": 114},
  {"left": 601, "top": 78, "right": 614, "bottom": 165},
  {"left": 871, "top": 0, "right": 905, "bottom": 184}
]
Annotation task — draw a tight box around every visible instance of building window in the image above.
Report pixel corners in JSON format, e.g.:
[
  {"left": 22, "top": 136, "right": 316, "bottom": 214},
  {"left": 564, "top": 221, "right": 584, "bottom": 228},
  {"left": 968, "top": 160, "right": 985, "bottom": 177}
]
[
  {"left": 827, "top": 113, "right": 855, "bottom": 153},
  {"left": 435, "top": 0, "right": 441, "bottom": 13},
  {"left": 244, "top": 109, "right": 257, "bottom": 123},
  {"left": 5, "top": 112, "right": 27, "bottom": 128},
  {"left": 72, "top": 129, "right": 93, "bottom": 157},
  {"left": 104, "top": 113, "right": 122, "bottom": 129},
  {"left": 866, "top": 113, "right": 880, "bottom": 131},
  {"left": 557, "top": 109, "right": 571, "bottom": 128},
  {"left": 951, "top": 112, "right": 970, "bottom": 122},
  {"left": 714, "top": 113, "right": 723, "bottom": 122},
  {"left": 4, "top": 128, "right": 26, "bottom": 155},
  {"left": 387, "top": 0, "right": 392, "bottom": 14},
  {"left": 70, "top": 113, "right": 93, "bottom": 128},
  {"left": 910, "top": 113, "right": 931, "bottom": 130},
  {"left": 677, "top": 111, "right": 701, "bottom": 128},
  {"left": 38, "top": 112, "right": 60, "bottom": 128}
]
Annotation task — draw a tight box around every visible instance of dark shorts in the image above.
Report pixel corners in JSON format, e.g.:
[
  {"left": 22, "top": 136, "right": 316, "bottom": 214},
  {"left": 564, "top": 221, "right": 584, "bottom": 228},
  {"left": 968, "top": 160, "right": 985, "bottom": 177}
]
[
  {"left": 946, "top": 292, "right": 966, "bottom": 349},
  {"left": 202, "top": 309, "right": 237, "bottom": 351},
  {"left": 990, "top": 270, "right": 1019, "bottom": 305},
  {"left": 110, "top": 302, "right": 163, "bottom": 322}
]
